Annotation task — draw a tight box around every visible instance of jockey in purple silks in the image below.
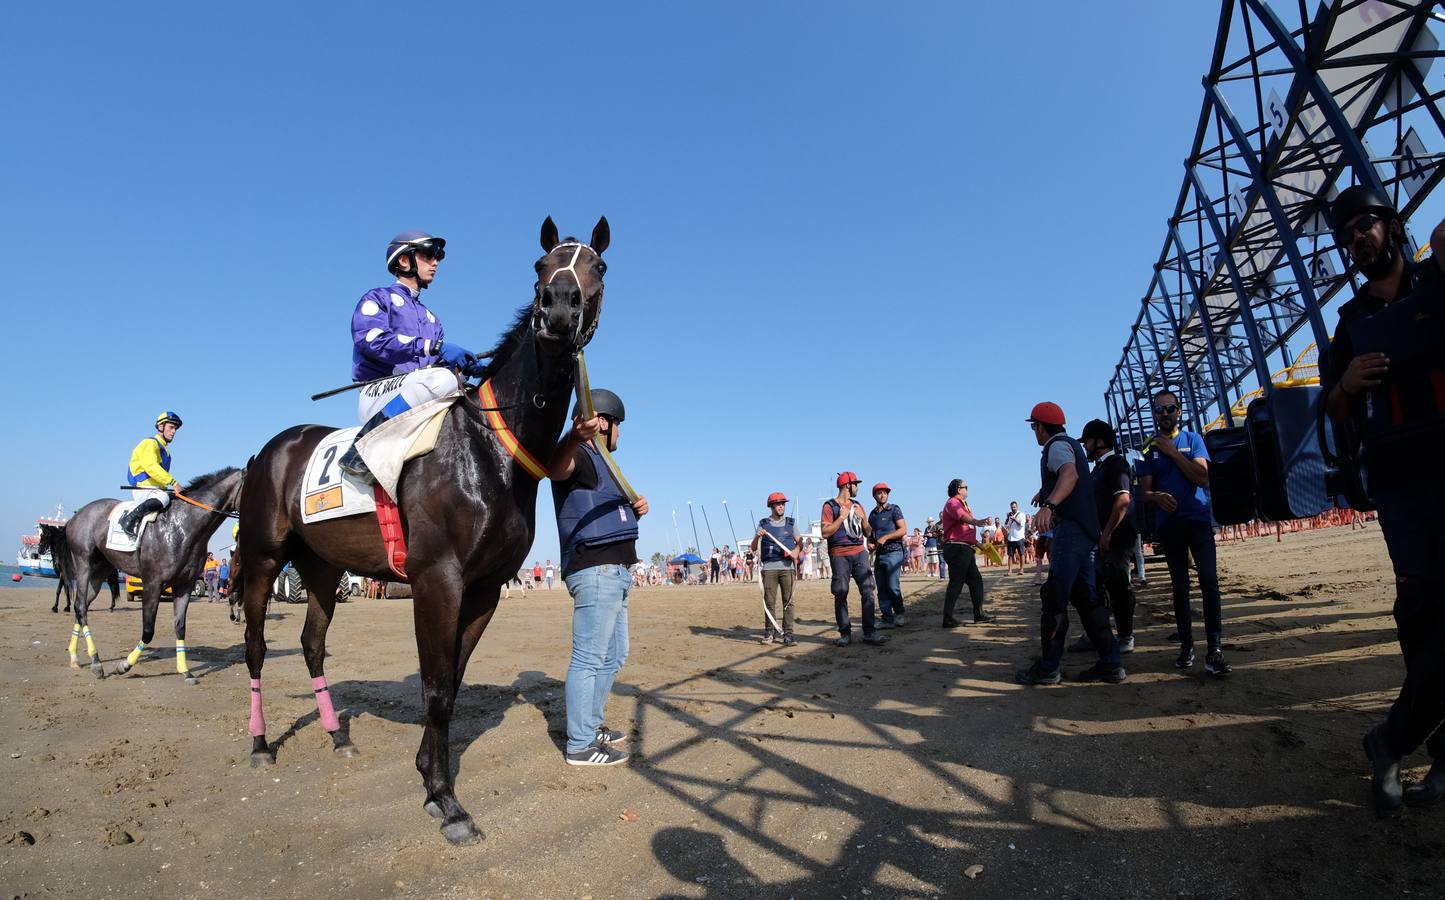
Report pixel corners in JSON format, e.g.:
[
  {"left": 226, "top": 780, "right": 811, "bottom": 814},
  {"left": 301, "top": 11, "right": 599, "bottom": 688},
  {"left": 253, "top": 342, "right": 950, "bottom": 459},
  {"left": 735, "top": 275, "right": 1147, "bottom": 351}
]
[{"left": 339, "top": 231, "right": 485, "bottom": 482}]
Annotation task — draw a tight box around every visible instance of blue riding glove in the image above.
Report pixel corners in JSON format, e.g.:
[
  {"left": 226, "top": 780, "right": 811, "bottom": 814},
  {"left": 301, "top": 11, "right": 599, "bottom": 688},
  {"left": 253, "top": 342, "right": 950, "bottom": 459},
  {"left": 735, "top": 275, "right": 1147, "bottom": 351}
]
[{"left": 436, "top": 341, "right": 476, "bottom": 371}]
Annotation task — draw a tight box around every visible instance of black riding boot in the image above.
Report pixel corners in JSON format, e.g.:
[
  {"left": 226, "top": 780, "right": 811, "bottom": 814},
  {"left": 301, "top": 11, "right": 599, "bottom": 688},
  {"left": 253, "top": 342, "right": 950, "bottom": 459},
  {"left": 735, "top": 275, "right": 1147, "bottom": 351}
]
[
  {"left": 338, "top": 410, "right": 390, "bottom": 482},
  {"left": 120, "top": 498, "right": 166, "bottom": 538}
]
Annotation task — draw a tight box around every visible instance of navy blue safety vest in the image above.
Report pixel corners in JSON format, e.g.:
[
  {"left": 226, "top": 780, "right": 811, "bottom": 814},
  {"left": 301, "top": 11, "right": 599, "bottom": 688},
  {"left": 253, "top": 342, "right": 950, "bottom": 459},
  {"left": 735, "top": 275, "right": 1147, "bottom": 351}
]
[
  {"left": 1040, "top": 434, "right": 1101, "bottom": 540},
  {"left": 552, "top": 443, "right": 639, "bottom": 574},
  {"left": 758, "top": 516, "right": 797, "bottom": 565},
  {"left": 824, "top": 499, "right": 866, "bottom": 553}
]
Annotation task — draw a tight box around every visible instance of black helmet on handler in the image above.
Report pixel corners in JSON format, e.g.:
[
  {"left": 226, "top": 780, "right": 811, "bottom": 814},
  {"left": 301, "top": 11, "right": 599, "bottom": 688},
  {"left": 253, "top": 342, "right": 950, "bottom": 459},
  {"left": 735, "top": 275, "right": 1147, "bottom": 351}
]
[
  {"left": 1326, "top": 185, "right": 1400, "bottom": 239},
  {"left": 386, "top": 231, "right": 447, "bottom": 277},
  {"left": 572, "top": 389, "right": 626, "bottom": 423}
]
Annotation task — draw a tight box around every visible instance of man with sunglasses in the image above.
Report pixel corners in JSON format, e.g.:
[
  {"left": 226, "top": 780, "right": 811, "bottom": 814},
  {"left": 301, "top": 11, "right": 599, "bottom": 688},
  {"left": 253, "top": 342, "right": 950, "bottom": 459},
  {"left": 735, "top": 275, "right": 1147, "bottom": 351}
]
[
  {"left": 1321, "top": 187, "right": 1445, "bottom": 815},
  {"left": 549, "top": 388, "right": 648, "bottom": 766},
  {"left": 1138, "top": 390, "right": 1228, "bottom": 677},
  {"left": 340, "top": 231, "right": 484, "bottom": 481}
]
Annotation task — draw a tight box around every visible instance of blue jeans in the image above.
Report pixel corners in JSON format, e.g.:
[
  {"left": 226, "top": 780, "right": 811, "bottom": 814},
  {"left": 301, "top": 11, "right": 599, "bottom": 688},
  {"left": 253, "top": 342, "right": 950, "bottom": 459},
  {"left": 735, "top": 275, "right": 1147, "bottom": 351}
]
[
  {"left": 563, "top": 564, "right": 631, "bottom": 753},
  {"left": 874, "top": 550, "right": 905, "bottom": 620},
  {"left": 830, "top": 552, "right": 878, "bottom": 636}
]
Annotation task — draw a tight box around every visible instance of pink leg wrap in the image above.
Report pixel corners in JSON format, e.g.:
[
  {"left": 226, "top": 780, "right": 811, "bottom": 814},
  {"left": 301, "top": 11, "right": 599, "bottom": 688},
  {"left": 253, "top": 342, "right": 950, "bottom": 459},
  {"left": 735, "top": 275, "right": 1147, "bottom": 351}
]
[
  {"left": 312, "top": 676, "right": 340, "bottom": 733},
  {"left": 249, "top": 678, "right": 266, "bottom": 737}
]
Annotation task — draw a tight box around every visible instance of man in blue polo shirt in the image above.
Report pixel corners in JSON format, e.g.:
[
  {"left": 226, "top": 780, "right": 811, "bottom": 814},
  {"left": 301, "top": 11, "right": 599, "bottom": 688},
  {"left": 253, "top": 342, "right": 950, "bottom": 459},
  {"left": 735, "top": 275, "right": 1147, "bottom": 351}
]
[
  {"left": 1139, "top": 389, "right": 1230, "bottom": 677},
  {"left": 867, "top": 483, "right": 908, "bottom": 628}
]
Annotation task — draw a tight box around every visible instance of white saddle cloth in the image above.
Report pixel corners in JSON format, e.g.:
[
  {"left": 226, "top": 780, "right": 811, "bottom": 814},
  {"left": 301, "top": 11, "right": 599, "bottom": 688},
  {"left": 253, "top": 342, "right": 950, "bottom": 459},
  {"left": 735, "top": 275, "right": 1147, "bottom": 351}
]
[
  {"left": 300, "top": 393, "right": 458, "bottom": 525},
  {"left": 105, "top": 502, "right": 160, "bottom": 552}
]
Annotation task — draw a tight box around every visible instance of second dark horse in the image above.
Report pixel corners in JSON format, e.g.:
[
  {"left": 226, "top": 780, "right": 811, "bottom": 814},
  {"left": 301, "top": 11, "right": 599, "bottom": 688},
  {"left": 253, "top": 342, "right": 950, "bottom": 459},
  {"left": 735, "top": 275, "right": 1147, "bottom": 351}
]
[{"left": 235, "top": 216, "right": 609, "bottom": 844}]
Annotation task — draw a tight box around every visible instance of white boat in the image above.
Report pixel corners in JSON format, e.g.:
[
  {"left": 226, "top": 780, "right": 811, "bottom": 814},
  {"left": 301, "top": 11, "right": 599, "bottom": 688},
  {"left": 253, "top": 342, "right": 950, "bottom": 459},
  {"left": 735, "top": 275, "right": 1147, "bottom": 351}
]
[{"left": 16, "top": 506, "right": 65, "bottom": 579}]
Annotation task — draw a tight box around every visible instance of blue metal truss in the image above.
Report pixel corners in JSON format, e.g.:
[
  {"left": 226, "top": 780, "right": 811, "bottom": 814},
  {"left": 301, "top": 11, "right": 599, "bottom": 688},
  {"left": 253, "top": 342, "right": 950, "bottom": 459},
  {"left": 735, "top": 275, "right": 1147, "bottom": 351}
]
[{"left": 1106, "top": 0, "right": 1445, "bottom": 450}]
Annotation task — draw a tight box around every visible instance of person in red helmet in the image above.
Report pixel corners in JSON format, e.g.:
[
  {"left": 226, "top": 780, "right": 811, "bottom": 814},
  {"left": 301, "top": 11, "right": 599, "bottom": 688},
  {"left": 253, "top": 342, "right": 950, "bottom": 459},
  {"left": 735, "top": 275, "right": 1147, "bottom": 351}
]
[
  {"left": 867, "top": 482, "right": 909, "bottom": 627},
  {"left": 821, "top": 472, "right": 888, "bottom": 647},
  {"left": 750, "top": 492, "right": 803, "bottom": 646},
  {"left": 1017, "top": 402, "right": 1125, "bottom": 686}
]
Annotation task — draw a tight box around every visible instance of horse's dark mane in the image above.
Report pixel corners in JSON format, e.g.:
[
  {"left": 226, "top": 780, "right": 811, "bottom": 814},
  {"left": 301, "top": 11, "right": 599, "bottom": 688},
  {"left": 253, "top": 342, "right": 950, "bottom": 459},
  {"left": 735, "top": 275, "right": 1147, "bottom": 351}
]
[
  {"left": 186, "top": 466, "right": 241, "bottom": 494},
  {"left": 473, "top": 303, "right": 537, "bottom": 383}
]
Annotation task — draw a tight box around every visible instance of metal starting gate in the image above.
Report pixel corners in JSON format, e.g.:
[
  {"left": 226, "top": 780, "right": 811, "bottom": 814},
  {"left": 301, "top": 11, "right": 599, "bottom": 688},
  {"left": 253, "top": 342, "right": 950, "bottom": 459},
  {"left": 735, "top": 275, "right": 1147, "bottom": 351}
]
[{"left": 1105, "top": 0, "right": 1444, "bottom": 451}]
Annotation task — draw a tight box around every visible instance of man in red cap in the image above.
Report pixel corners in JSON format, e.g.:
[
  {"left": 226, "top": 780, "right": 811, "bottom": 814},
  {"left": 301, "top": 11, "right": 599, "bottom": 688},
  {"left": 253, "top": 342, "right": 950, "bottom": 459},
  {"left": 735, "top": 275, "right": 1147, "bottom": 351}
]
[
  {"left": 821, "top": 472, "right": 888, "bottom": 647},
  {"left": 868, "top": 483, "right": 909, "bottom": 627},
  {"left": 750, "top": 492, "right": 803, "bottom": 646},
  {"left": 1017, "top": 402, "right": 1125, "bottom": 685}
]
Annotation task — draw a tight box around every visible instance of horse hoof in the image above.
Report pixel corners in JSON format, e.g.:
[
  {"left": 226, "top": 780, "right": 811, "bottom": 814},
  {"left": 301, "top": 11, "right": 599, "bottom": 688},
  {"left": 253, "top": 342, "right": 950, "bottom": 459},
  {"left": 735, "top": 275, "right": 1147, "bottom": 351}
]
[
  {"left": 440, "top": 817, "right": 482, "bottom": 845},
  {"left": 249, "top": 751, "right": 277, "bottom": 768},
  {"left": 69, "top": 659, "right": 80, "bottom": 670},
  {"left": 424, "top": 800, "right": 444, "bottom": 819},
  {"left": 91, "top": 663, "right": 107, "bottom": 679},
  {"left": 184, "top": 675, "right": 200, "bottom": 686},
  {"left": 332, "top": 740, "right": 361, "bottom": 759}
]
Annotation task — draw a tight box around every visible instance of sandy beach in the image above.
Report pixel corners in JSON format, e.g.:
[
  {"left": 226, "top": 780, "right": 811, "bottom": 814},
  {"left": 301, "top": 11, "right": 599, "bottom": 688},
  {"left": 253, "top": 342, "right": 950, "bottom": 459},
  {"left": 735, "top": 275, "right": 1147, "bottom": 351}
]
[{"left": 2, "top": 524, "right": 1441, "bottom": 898}]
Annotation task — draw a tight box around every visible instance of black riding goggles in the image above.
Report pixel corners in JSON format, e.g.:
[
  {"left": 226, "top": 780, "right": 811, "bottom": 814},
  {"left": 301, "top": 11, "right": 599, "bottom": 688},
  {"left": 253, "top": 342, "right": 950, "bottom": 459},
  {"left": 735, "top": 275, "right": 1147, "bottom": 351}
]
[
  {"left": 1333, "top": 213, "right": 1382, "bottom": 245},
  {"left": 413, "top": 244, "right": 446, "bottom": 262}
]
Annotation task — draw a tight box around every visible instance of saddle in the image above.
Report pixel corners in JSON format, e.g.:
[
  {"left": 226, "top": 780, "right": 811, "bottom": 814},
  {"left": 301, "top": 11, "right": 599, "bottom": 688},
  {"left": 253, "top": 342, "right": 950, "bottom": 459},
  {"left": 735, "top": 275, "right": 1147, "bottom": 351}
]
[
  {"left": 105, "top": 501, "right": 161, "bottom": 552},
  {"left": 300, "top": 394, "right": 457, "bottom": 580}
]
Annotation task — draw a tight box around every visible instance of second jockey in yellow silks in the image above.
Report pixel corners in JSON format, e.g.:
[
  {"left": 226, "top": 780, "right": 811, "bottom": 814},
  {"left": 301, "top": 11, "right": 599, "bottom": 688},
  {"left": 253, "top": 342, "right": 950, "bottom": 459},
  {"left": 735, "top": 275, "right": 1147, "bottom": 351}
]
[
  {"left": 120, "top": 411, "right": 184, "bottom": 537},
  {"left": 339, "top": 231, "right": 484, "bottom": 482}
]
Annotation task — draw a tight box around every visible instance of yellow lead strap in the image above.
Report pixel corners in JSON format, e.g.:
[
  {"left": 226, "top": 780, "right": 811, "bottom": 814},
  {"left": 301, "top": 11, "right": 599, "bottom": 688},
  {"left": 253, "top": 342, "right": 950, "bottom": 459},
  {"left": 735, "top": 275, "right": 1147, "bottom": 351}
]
[{"left": 575, "top": 351, "right": 640, "bottom": 503}]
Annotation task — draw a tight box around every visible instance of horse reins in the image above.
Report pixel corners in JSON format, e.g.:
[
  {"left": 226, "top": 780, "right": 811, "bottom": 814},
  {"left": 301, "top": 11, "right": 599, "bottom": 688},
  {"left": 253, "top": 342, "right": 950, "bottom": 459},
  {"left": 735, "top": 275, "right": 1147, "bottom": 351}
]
[{"left": 172, "top": 487, "right": 239, "bottom": 518}]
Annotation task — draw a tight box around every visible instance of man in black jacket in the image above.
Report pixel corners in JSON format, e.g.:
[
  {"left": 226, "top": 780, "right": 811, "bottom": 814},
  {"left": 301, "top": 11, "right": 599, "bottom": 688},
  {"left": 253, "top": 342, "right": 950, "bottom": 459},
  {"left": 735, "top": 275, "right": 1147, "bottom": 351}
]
[
  {"left": 1322, "top": 186, "right": 1445, "bottom": 815},
  {"left": 1079, "top": 419, "right": 1137, "bottom": 655}
]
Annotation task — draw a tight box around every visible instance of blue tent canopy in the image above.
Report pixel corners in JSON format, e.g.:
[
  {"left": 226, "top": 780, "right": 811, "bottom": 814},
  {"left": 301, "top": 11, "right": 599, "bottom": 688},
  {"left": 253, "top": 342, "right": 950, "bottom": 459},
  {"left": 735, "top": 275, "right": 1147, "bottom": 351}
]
[{"left": 669, "top": 553, "right": 704, "bottom": 566}]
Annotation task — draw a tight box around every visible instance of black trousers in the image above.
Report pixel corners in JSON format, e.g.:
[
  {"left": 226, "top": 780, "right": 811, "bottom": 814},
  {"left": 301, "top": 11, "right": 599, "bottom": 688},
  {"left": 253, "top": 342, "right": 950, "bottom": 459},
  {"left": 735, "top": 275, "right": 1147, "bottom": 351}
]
[
  {"left": 1374, "top": 483, "right": 1445, "bottom": 759},
  {"left": 942, "top": 543, "right": 984, "bottom": 621},
  {"left": 1098, "top": 542, "right": 1136, "bottom": 638}
]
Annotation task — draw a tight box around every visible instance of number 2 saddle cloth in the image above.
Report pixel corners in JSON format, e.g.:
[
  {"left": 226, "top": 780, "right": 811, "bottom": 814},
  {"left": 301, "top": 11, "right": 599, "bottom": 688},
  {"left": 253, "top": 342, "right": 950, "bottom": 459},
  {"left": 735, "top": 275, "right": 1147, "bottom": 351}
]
[{"left": 300, "top": 392, "right": 458, "bottom": 525}]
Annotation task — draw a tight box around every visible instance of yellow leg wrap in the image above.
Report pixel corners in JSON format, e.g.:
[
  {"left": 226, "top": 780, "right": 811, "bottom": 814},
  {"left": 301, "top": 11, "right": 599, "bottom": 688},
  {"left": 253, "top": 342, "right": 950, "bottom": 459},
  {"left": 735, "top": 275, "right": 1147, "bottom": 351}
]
[
  {"left": 175, "top": 640, "right": 188, "bottom": 673},
  {"left": 126, "top": 642, "right": 146, "bottom": 667},
  {"left": 83, "top": 627, "right": 96, "bottom": 657},
  {"left": 68, "top": 626, "right": 81, "bottom": 655}
]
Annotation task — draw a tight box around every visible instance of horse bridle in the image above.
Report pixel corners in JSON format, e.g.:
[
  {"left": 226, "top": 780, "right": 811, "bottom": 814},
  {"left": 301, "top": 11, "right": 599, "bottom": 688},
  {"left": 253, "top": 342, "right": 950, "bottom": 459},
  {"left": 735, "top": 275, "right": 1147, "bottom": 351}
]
[{"left": 533, "top": 241, "right": 603, "bottom": 349}]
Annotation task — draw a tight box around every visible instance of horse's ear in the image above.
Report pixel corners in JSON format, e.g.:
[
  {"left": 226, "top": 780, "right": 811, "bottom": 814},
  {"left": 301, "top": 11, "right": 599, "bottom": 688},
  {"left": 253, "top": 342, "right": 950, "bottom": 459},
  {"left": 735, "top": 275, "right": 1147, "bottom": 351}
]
[
  {"left": 540, "top": 217, "right": 559, "bottom": 253},
  {"left": 590, "top": 216, "right": 610, "bottom": 256}
]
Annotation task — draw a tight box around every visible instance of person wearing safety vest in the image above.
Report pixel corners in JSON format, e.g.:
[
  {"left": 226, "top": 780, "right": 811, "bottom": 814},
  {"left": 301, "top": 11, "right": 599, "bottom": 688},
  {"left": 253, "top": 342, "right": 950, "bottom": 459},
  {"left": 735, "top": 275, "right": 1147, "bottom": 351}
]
[
  {"left": 750, "top": 492, "right": 803, "bottom": 646},
  {"left": 548, "top": 388, "right": 649, "bottom": 767},
  {"left": 340, "top": 231, "right": 487, "bottom": 482},
  {"left": 822, "top": 472, "right": 888, "bottom": 648},
  {"left": 867, "top": 483, "right": 909, "bottom": 628},
  {"left": 1016, "top": 402, "right": 1124, "bottom": 686},
  {"left": 1322, "top": 187, "right": 1445, "bottom": 815},
  {"left": 120, "top": 411, "right": 185, "bottom": 537}
]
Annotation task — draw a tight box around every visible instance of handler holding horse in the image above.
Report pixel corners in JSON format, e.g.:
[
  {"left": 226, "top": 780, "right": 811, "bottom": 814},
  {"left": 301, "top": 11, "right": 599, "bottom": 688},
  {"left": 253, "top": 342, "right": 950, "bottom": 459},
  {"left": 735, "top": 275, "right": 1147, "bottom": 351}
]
[{"left": 236, "top": 217, "right": 611, "bottom": 844}]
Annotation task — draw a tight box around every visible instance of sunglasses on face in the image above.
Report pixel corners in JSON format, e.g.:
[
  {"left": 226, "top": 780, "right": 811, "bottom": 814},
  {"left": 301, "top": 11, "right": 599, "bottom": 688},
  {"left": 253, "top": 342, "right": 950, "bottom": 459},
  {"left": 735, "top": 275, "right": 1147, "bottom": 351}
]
[
  {"left": 1154, "top": 404, "right": 1179, "bottom": 415},
  {"left": 1334, "top": 213, "right": 1381, "bottom": 245}
]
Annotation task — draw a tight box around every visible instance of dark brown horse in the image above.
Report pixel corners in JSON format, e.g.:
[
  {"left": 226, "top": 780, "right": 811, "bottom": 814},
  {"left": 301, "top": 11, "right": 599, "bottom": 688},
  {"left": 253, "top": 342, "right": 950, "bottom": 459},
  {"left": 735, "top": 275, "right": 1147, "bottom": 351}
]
[
  {"left": 61, "top": 468, "right": 245, "bottom": 679},
  {"left": 235, "top": 216, "right": 609, "bottom": 844}
]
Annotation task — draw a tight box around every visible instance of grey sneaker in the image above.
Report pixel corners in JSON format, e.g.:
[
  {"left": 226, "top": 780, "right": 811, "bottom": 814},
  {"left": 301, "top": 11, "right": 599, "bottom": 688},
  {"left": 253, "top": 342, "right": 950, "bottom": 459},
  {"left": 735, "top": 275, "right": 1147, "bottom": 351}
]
[
  {"left": 893, "top": 614, "right": 908, "bottom": 627},
  {"left": 1016, "top": 662, "right": 1062, "bottom": 685},
  {"left": 565, "top": 740, "right": 629, "bottom": 766},
  {"left": 759, "top": 632, "right": 776, "bottom": 645},
  {"left": 596, "top": 724, "right": 625, "bottom": 744},
  {"left": 876, "top": 619, "right": 896, "bottom": 629},
  {"left": 781, "top": 634, "right": 797, "bottom": 647},
  {"left": 1176, "top": 646, "right": 1196, "bottom": 669},
  {"left": 861, "top": 632, "right": 890, "bottom": 646},
  {"left": 1118, "top": 635, "right": 1135, "bottom": 654},
  {"left": 1074, "top": 661, "right": 1127, "bottom": 684},
  {"left": 835, "top": 634, "right": 852, "bottom": 647}
]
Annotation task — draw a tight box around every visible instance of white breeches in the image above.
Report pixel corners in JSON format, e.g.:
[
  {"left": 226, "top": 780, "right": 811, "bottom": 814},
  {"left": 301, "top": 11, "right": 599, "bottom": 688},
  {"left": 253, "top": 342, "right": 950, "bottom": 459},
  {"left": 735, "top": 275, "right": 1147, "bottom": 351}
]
[
  {"left": 130, "top": 487, "right": 171, "bottom": 508},
  {"left": 357, "top": 368, "right": 458, "bottom": 422}
]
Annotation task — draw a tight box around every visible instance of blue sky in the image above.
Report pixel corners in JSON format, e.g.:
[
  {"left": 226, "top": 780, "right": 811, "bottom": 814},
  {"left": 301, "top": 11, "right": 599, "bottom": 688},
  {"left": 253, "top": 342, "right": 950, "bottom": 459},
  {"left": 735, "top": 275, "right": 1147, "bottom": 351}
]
[{"left": 3, "top": 3, "right": 1429, "bottom": 567}]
